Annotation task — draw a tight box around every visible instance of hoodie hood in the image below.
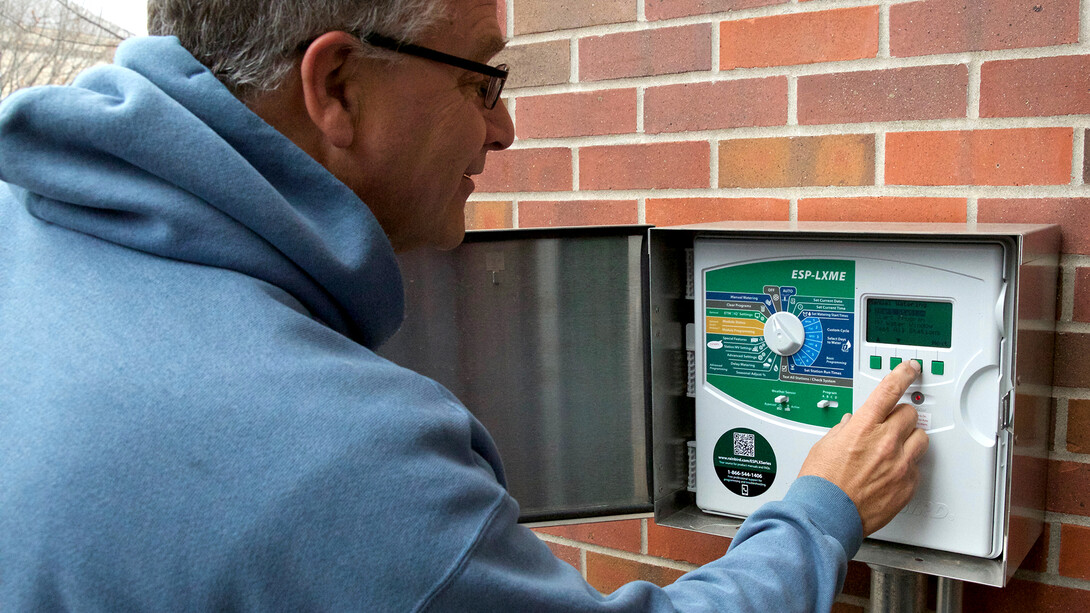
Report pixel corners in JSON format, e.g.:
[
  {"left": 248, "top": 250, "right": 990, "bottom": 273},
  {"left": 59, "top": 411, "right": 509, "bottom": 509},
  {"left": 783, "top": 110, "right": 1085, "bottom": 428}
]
[{"left": 0, "top": 36, "right": 403, "bottom": 348}]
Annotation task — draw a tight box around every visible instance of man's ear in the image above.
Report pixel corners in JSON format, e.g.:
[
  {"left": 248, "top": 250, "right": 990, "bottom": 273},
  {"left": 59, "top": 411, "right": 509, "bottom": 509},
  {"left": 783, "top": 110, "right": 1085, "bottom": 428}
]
[{"left": 299, "top": 31, "right": 367, "bottom": 149}]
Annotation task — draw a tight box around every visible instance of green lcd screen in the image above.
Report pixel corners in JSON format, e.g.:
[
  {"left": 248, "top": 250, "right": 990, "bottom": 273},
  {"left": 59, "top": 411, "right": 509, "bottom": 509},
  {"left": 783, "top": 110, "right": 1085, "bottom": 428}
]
[{"left": 866, "top": 298, "right": 953, "bottom": 348}]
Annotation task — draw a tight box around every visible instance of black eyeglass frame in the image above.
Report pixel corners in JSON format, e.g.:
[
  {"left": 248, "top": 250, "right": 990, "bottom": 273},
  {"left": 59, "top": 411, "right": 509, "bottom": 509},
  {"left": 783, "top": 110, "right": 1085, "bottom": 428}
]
[{"left": 357, "top": 32, "right": 508, "bottom": 110}]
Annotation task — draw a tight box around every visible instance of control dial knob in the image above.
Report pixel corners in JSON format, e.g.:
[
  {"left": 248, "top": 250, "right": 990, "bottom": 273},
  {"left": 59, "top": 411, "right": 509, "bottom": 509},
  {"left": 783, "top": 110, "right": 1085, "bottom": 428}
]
[{"left": 763, "top": 312, "right": 805, "bottom": 356}]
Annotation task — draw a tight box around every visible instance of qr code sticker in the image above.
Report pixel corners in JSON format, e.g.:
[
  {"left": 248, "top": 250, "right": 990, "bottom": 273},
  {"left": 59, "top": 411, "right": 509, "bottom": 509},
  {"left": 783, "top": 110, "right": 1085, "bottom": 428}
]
[{"left": 733, "top": 432, "right": 756, "bottom": 457}]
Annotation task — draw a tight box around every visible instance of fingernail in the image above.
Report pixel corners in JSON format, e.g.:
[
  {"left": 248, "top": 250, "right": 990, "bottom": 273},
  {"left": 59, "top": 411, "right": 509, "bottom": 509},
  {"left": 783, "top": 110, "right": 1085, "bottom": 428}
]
[{"left": 908, "top": 359, "right": 922, "bottom": 372}]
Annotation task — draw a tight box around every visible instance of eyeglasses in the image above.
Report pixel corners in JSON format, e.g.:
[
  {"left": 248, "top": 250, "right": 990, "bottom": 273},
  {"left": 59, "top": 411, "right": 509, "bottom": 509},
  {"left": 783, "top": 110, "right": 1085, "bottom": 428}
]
[{"left": 357, "top": 32, "right": 508, "bottom": 110}]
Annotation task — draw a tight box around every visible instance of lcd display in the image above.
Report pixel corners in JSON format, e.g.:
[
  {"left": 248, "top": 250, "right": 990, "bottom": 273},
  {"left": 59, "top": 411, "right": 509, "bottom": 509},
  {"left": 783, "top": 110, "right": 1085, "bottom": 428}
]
[{"left": 866, "top": 298, "right": 953, "bottom": 348}]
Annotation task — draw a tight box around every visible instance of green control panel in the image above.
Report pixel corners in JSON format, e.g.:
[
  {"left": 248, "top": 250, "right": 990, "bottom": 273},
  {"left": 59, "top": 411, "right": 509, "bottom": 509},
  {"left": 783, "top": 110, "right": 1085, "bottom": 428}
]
[{"left": 702, "top": 258, "right": 855, "bottom": 428}]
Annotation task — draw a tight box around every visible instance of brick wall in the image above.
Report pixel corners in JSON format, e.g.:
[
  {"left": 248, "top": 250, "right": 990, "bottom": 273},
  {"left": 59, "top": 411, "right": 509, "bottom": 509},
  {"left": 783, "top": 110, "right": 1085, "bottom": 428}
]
[{"left": 472, "top": 0, "right": 1090, "bottom": 609}]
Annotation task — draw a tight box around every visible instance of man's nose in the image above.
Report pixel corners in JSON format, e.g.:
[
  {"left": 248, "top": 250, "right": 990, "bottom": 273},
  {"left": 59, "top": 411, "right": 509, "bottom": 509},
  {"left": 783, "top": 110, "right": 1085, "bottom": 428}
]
[{"left": 484, "top": 98, "right": 514, "bottom": 151}]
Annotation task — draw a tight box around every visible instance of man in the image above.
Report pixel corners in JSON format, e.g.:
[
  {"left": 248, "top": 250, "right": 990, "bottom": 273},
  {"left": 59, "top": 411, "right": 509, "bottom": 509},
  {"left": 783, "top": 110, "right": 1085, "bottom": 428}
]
[{"left": 0, "top": 0, "right": 927, "bottom": 610}]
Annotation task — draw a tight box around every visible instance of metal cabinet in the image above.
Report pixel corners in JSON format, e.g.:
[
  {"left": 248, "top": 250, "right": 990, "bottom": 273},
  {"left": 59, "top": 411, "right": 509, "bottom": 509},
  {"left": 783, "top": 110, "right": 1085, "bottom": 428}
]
[{"left": 379, "top": 222, "right": 1059, "bottom": 587}]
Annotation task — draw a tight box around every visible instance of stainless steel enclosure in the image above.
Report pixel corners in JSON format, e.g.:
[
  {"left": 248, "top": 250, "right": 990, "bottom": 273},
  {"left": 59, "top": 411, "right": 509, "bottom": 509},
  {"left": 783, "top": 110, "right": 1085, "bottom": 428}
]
[
  {"left": 381, "top": 222, "right": 1059, "bottom": 587},
  {"left": 649, "top": 222, "right": 1059, "bottom": 587},
  {"left": 380, "top": 227, "right": 652, "bottom": 522}
]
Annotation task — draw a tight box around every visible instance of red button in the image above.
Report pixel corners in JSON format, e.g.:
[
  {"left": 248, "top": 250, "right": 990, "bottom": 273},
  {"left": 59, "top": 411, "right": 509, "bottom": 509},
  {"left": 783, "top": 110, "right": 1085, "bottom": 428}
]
[{"left": 911, "top": 391, "right": 925, "bottom": 405}]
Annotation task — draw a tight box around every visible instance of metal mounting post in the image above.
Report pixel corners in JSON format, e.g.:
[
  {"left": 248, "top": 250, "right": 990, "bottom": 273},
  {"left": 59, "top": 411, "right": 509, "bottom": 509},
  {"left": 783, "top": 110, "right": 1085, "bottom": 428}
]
[
  {"left": 935, "top": 576, "right": 963, "bottom": 613},
  {"left": 867, "top": 565, "right": 926, "bottom": 613}
]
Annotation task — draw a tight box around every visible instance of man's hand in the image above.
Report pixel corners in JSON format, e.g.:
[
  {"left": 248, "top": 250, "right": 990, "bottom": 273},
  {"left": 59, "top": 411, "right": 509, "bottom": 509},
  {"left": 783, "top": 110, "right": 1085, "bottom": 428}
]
[{"left": 798, "top": 360, "right": 929, "bottom": 536}]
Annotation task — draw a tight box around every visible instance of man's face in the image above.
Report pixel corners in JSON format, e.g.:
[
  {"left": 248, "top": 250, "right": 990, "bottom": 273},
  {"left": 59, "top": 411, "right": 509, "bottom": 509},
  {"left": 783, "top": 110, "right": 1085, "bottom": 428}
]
[{"left": 345, "top": 0, "right": 513, "bottom": 253}]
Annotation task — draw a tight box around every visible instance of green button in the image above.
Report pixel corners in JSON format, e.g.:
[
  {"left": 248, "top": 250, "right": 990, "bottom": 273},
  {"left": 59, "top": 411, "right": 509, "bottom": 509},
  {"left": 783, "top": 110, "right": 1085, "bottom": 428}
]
[
  {"left": 869, "top": 355, "right": 882, "bottom": 369},
  {"left": 912, "top": 359, "right": 923, "bottom": 369},
  {"left": 931, "top": 361, "right": 945, "bottom": 375},
  {"left": 890, "top": 357, "right": 902, "bottom": 369}
]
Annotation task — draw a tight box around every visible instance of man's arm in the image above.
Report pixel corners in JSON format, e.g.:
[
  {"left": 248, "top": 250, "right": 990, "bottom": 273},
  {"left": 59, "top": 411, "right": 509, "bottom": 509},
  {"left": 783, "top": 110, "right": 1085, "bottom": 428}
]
[
  {"left": 421, "top": 478, "right": 856, "bottom": 613},
  {"left": 422, "top": 362, "right": 927, "bottom": 612}
]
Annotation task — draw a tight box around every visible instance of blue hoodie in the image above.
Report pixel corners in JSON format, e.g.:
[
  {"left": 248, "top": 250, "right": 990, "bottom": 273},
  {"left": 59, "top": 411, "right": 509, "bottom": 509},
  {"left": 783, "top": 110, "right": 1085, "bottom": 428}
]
[{"left": 0, "top": 37, "right": 862, "bottom": 611}]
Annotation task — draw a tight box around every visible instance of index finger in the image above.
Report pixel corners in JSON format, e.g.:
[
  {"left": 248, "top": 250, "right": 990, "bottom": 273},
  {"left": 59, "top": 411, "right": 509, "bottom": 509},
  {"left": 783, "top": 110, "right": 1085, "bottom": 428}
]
[{"left": 854, "top": 360, "right": 921, "bottom": 425}]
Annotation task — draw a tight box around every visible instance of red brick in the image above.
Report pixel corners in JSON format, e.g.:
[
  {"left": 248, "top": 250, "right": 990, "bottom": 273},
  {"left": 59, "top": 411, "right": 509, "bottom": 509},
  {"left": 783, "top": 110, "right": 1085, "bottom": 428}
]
[
  {"left": 1074, "top": 269, "right": 1090, "bottom": 323},
  {"left": 580, "top": 142, "right": 710, "bottom": 190},
  {"left": 495, "top": 40, "right": 570, "bottom": 89},
  {"left": 719, "top": 134, "right": 874, "bottom": 188},
  {"left": 496, "top": 0, "right": 506, "bottom": 38},
  {"left": 1047, "top": 459, "right": 1090, "bottom": 516},
  {"left": 842, "top": 561, "right": 871, "bottom": 598},
  {"left": 585, "top": 552, "right": 686, "bottom": 593},
  {"left": 981, "top": 55, "right": 1090, "bottom": 118},
  {"left": 644, "top": 77, "right": 787, "bottom": 134},
  {"left": 646, "top": 198, "right": 789, "bottom": 226},
  {"left": 646, "top": 521, "right": 730, "bottom": 566},
  {"left": 475, "top": 147, "right": 572, "bottom": 193},
  {"left": 978, "top": 199, "right": 1090, "bottom": 255},
  {"left": 516, "top": 90, "right": 637, "bottom": 140},
  {"left": 798, "top": 197, "right": 967, "bottom": 223},
  {"left": 543, "top": 541, "right": 581, "bottom": 571},
  {"left": 1068, "top": 399, "right": 1090, "bottom": 454},
  {"left": 465, "top": 201, "right": 513, "bottom": 230},
  {"left": 580, "top": 24, "right": 712, "bottom": 82},
  {"left": 719, "top": 6, "right": 878, "bottom": 70},
  {"left": 646, "top": 0, "right": 786, "bottom": 21},
  {"left": 885, "top": 128, "right": 1073, "bottom": 186},
  {"left": 1059, "top": 524, "right": 1090, "bottom": 580},
  {"left": 798, "top": 65, "right": 967, "bottom": 125},
  {"left": 533, "top": 519, "right": 642, "bottom": 553},
  {"left": 514, "top": 0, "right": 634, "bottom": 35},
  {"left": 964, "top": 578, "right": 1090, "bottom": 612},
  {"left": 518, "top": 200, "right": 639, "bottom": 228},
  {"left": 891, "top": 0, "right": 1079, "bottom": 57},
  {"left": 1054, "top": 333, "right": 1090, "bottom": 388}
]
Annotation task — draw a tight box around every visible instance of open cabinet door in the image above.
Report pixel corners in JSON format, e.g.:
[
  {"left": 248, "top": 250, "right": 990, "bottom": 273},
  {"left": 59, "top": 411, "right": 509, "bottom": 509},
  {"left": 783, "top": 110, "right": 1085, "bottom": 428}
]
[{"left": 379, "top": 226, "right": 654, "bottom": 522}]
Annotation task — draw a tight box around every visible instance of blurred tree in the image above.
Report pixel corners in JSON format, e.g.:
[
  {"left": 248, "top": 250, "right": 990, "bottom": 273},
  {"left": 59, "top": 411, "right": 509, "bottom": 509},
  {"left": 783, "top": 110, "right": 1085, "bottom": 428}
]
[{"left": 0, "top": 0, "right": 130, "bottom": 98}]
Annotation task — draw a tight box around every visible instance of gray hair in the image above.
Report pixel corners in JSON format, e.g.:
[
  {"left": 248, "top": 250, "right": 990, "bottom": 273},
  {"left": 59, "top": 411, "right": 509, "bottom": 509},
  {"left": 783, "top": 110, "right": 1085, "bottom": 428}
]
[{"left": 148, "top": 0, "right": 448, "bottom": 98}]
